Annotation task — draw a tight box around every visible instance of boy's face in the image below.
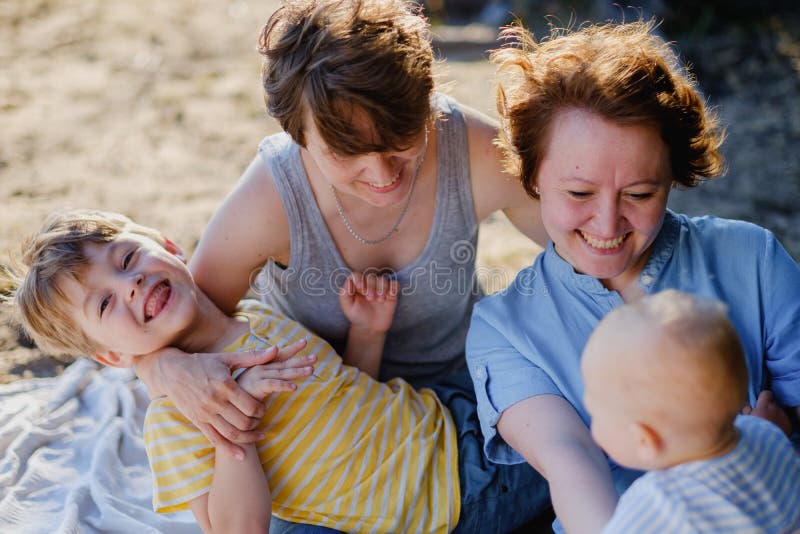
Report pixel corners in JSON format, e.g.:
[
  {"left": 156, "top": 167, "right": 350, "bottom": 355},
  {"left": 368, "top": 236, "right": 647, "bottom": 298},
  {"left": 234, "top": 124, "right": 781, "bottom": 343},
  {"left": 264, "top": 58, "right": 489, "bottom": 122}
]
[{"left": 61, "top": 231, "right": 197, "bottom": 362}]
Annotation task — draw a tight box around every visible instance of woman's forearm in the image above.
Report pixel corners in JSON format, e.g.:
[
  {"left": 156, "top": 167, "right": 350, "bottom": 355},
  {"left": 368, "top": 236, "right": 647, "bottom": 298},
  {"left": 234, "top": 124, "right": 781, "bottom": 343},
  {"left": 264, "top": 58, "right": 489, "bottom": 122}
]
[
  {"left": 545, "top": 440, "right": 618, "bottom": 534},
  {"left": 498, "top": 395, "right": 617, "bottom": 534}
]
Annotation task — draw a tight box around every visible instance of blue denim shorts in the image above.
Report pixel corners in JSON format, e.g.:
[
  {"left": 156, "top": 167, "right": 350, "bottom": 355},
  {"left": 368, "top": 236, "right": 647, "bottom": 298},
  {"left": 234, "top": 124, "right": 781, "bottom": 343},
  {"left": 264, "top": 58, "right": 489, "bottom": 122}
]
[{"left": 433, "top": 370, "right": 550, "bottom": 533}]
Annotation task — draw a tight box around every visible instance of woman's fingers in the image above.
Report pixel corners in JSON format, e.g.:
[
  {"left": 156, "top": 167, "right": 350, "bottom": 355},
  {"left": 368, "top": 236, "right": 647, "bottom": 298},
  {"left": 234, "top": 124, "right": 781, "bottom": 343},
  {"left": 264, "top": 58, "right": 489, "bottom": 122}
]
[
  {"left": 198, "top": 422, "right": 247, "bottom": 461},
  {"left": 211, "top": 412, "right": 264, "bottom": 444},
  {"left": 224, "top": 346, "right": 279, "bottom": 370},
  {"left": 212, "top": 386, "right": 263, "bottom": 430},
  {"left": 221, "top": 388, "right": 263, "bottom": 422}
]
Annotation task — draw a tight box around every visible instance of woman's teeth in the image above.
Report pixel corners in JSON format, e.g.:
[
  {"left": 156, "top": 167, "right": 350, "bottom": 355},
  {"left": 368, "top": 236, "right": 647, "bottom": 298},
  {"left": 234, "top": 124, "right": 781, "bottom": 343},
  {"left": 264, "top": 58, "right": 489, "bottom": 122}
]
[
  {"left": 580, "top": 231, "right": 626, "bottom": 249},
  {"left": 369, "top": 173, "right": 400, "bottom": 189}
]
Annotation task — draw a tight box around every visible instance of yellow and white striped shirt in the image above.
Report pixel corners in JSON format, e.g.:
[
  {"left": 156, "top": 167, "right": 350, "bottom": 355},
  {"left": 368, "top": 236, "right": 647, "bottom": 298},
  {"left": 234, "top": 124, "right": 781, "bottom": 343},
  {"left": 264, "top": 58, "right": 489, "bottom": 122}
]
[{"left": 143, "top": 300, "right": 460, "bottom": 533}]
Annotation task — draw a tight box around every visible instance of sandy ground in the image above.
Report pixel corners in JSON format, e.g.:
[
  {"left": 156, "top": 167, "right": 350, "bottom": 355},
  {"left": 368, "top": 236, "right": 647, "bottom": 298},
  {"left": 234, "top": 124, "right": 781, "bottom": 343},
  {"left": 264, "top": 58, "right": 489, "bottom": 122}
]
[
  {"left": 0, "top": 0, "right": 541, "bottom": 382},
  {"left": 2, "top": 0, "right": 799, "bottom": 383}
]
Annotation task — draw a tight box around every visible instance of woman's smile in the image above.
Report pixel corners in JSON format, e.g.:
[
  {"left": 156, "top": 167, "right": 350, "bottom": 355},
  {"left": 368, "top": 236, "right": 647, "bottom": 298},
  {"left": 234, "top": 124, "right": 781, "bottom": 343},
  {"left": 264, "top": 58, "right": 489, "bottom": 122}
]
[
  {"left": 578, "top": 230, "right": 630, "bottom": 252},
  {"left": 536, "top": 108, "right": 673, "bottom": 292}
]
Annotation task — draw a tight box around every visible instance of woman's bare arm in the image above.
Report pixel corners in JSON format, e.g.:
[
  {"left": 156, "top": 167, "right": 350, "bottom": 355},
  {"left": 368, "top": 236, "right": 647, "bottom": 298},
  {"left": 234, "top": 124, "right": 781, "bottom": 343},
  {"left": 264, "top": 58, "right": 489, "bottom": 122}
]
[
  {"left": 463, "top": 104, "right": 548, "bottom": 246},
  {"left": 498, "top": 394, "right": 618, "bottom": 534},
  {"left": 190, "top": 154, "right": 291, "bottom": 314}
]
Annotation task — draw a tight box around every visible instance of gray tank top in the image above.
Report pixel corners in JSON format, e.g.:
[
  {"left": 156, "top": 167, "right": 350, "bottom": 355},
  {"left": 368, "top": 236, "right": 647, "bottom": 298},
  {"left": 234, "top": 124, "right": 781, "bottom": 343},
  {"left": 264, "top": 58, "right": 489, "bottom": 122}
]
[{"left": 253, "top": 94, "right": 481, "bottom": 386}]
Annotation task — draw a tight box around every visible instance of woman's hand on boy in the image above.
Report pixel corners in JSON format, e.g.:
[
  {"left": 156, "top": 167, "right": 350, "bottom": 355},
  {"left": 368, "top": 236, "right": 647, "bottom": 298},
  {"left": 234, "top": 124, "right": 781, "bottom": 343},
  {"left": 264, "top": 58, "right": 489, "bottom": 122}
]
[
  {"left": 148, "top": 341, "right": 314, "bottom": 460},
  {"left": 237, "top": 339, "right": 316, "bottom": 403}
]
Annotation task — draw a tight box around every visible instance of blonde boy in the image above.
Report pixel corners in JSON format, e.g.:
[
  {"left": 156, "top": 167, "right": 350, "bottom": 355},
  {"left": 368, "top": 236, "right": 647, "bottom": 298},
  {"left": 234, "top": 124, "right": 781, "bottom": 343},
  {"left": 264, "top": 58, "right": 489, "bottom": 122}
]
[
  {"left": 581, "top": 290, "right": 800, "bottom": 533},
  {"left": 11, "top": 209, "right": 547, "bottom": 534}
]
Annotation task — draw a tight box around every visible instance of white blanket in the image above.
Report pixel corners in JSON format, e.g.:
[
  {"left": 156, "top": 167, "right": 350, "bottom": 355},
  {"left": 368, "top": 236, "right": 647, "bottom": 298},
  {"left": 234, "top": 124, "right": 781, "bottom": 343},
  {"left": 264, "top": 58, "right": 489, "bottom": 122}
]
[{"left": 0, "top": 358, "right": 200, "bottom": 533}]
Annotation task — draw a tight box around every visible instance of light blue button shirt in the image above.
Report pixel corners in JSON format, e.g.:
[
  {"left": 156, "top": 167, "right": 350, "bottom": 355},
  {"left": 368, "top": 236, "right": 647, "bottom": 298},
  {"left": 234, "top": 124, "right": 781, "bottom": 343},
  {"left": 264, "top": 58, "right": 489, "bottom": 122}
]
[{"left": 466, "top": 211, "right": 800, "bottom": 486}]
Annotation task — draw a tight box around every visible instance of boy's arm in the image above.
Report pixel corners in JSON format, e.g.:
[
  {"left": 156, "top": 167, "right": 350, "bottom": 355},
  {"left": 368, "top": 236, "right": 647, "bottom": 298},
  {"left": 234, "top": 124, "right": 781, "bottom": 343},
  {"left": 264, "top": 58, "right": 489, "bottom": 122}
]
[
  {"left": 343, "top": 327, "right": 387, "bottom": 379},
  {"left": 497, "top": 394, "right": 618, "bottom": 534},
  {"left": 189, "top": 443, "right": 271, "bottom": 534},
  {"left": 338, "top": 272, "right": 399, "bottom": 378},
  {"left": 133, "top": 340, "right": 313, "bottom": 460},
  {"left": 186, "top": 358, "right": 317, "bottom": 533}
]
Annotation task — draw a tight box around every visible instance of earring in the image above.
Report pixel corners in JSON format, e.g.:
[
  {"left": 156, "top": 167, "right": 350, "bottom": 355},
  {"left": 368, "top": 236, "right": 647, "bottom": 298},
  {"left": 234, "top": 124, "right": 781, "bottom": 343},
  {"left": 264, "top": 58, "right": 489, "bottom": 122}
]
[{"left": 533, "top": 185, "right": 540, "bottom": 196}]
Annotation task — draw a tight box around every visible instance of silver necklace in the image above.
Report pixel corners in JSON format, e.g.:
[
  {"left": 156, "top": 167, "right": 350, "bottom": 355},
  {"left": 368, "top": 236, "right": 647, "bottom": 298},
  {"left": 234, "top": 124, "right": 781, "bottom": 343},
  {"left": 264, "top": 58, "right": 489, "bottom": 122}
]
[{"left": 329, "top": 138, "right": 426, "bottom": 246}]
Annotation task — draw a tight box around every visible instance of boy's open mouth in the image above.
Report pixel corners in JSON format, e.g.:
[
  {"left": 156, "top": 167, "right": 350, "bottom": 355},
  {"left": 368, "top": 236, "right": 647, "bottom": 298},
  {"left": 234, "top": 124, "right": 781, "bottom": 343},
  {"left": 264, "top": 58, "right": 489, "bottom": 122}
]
[{"left": 144, "top": 280, "right": 171, "bottom": 322}]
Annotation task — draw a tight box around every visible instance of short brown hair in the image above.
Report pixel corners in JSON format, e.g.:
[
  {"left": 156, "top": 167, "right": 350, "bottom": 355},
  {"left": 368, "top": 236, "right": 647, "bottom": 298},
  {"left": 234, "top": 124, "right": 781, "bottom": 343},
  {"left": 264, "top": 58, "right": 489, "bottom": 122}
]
[
  {"left": 493, "top": 20, "right": 726, "bottom": 198},
  {"left": 259, "top": 0, "right": 434, "bottom": 155},
  {"left": 8, "top": 209, "right": 163, "bottom": 357}
]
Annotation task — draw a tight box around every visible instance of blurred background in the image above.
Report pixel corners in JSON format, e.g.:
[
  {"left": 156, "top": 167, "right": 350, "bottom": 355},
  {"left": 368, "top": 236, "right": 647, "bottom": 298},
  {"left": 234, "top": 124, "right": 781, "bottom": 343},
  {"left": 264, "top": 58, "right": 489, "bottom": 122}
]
[
  {"left": 425, "top": 0, "right": 800, "bottom": 260},
  {"left": 1, "top": 0, "right": 799, "bottom": 381}
]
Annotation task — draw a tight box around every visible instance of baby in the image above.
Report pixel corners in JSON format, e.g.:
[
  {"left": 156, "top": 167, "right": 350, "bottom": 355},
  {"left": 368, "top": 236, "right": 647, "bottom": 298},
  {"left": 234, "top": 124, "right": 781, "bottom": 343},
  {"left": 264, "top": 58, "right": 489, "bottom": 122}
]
[{"left": 581, "top": 290, "right": 800, "bottom": 533}]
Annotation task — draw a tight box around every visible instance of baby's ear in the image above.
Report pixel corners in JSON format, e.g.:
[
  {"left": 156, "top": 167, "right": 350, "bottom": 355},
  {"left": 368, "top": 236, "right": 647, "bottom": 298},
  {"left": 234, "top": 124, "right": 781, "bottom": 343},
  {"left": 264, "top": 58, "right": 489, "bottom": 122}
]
[
  {"left": 162, "top": 237, "right": 186, "bottom": 263},
  {"left": 631, "top": 421, "right": 663, "bottom": 464},
  {"left": 94, "top": 350, "right": 134, "bottom": 368}
]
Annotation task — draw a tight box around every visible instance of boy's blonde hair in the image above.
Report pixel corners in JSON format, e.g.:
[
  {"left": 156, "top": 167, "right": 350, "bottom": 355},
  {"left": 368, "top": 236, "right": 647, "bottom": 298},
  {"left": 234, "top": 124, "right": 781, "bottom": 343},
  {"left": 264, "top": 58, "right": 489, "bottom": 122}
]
[{"left": 8, "top": 209, "right": 164, "bottom": 357}]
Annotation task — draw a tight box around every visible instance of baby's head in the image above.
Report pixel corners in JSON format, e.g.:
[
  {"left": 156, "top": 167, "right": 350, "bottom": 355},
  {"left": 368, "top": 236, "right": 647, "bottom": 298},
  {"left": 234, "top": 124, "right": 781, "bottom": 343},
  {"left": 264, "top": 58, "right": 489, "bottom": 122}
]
[
  {"left": 581, "top": 290, "right": 748, "bottom": 470},
  {"left": 10, "top": 209, "right": 193, "bottom": 367}
]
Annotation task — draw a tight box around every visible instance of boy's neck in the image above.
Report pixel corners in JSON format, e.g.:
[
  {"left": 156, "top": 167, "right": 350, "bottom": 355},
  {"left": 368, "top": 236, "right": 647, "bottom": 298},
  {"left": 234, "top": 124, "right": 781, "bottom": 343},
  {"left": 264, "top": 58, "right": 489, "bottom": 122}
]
[{"left": 172, "top": 292, "right": 250, "bottom": 354}]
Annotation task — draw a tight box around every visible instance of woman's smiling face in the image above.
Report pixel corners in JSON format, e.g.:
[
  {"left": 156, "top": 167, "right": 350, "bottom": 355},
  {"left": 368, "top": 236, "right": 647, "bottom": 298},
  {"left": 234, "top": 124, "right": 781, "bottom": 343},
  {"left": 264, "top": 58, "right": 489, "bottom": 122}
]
[
  {"left": 536, "top": 108, "right": 673, "bottom": 292},
  {"left": 301, "top": 107, "right": 429, "bottom": 208}
]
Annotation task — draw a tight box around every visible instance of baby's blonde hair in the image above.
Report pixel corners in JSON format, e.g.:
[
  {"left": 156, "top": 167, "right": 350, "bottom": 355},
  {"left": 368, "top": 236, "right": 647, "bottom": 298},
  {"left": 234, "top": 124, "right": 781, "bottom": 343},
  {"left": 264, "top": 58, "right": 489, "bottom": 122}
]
[
  {"left": 7, "top": 209, "right": 163, "bottom": 356},
  {"left": 603, "top": 290, "right": 748, "bottom": 432}
]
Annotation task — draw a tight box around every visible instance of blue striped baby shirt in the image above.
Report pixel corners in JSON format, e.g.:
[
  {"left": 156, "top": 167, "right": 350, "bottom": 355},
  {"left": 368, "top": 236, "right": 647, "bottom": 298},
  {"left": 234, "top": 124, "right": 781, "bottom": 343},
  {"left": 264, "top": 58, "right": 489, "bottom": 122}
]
[{"left": 602, "top": 415, "right": 800, "bottom": 534}]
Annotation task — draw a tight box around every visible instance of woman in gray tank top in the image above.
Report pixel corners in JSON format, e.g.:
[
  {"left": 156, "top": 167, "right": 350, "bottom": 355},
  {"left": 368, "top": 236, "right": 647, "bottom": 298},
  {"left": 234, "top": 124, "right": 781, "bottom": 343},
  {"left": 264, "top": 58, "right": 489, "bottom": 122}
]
[{"left": 135, "top": 0, "right": 547, "bottom": 469}]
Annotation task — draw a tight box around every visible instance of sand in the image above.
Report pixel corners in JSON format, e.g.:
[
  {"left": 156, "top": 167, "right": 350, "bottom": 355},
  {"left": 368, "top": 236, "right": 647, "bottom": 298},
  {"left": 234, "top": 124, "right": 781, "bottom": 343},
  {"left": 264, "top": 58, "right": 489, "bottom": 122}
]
[{"left": 0, "top": 0, "right": 542, "bottom": 382}]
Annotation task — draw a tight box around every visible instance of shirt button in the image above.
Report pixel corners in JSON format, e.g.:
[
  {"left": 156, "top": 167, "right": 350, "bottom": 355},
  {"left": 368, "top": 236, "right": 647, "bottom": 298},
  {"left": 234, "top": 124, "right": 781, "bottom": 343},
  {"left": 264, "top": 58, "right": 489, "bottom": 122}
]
[
  {"left": 641, "top": 274, "right": 654, "bottom": 286},
  {"left": 474, "top": 367, "right": 485, "bottom": 379}
]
